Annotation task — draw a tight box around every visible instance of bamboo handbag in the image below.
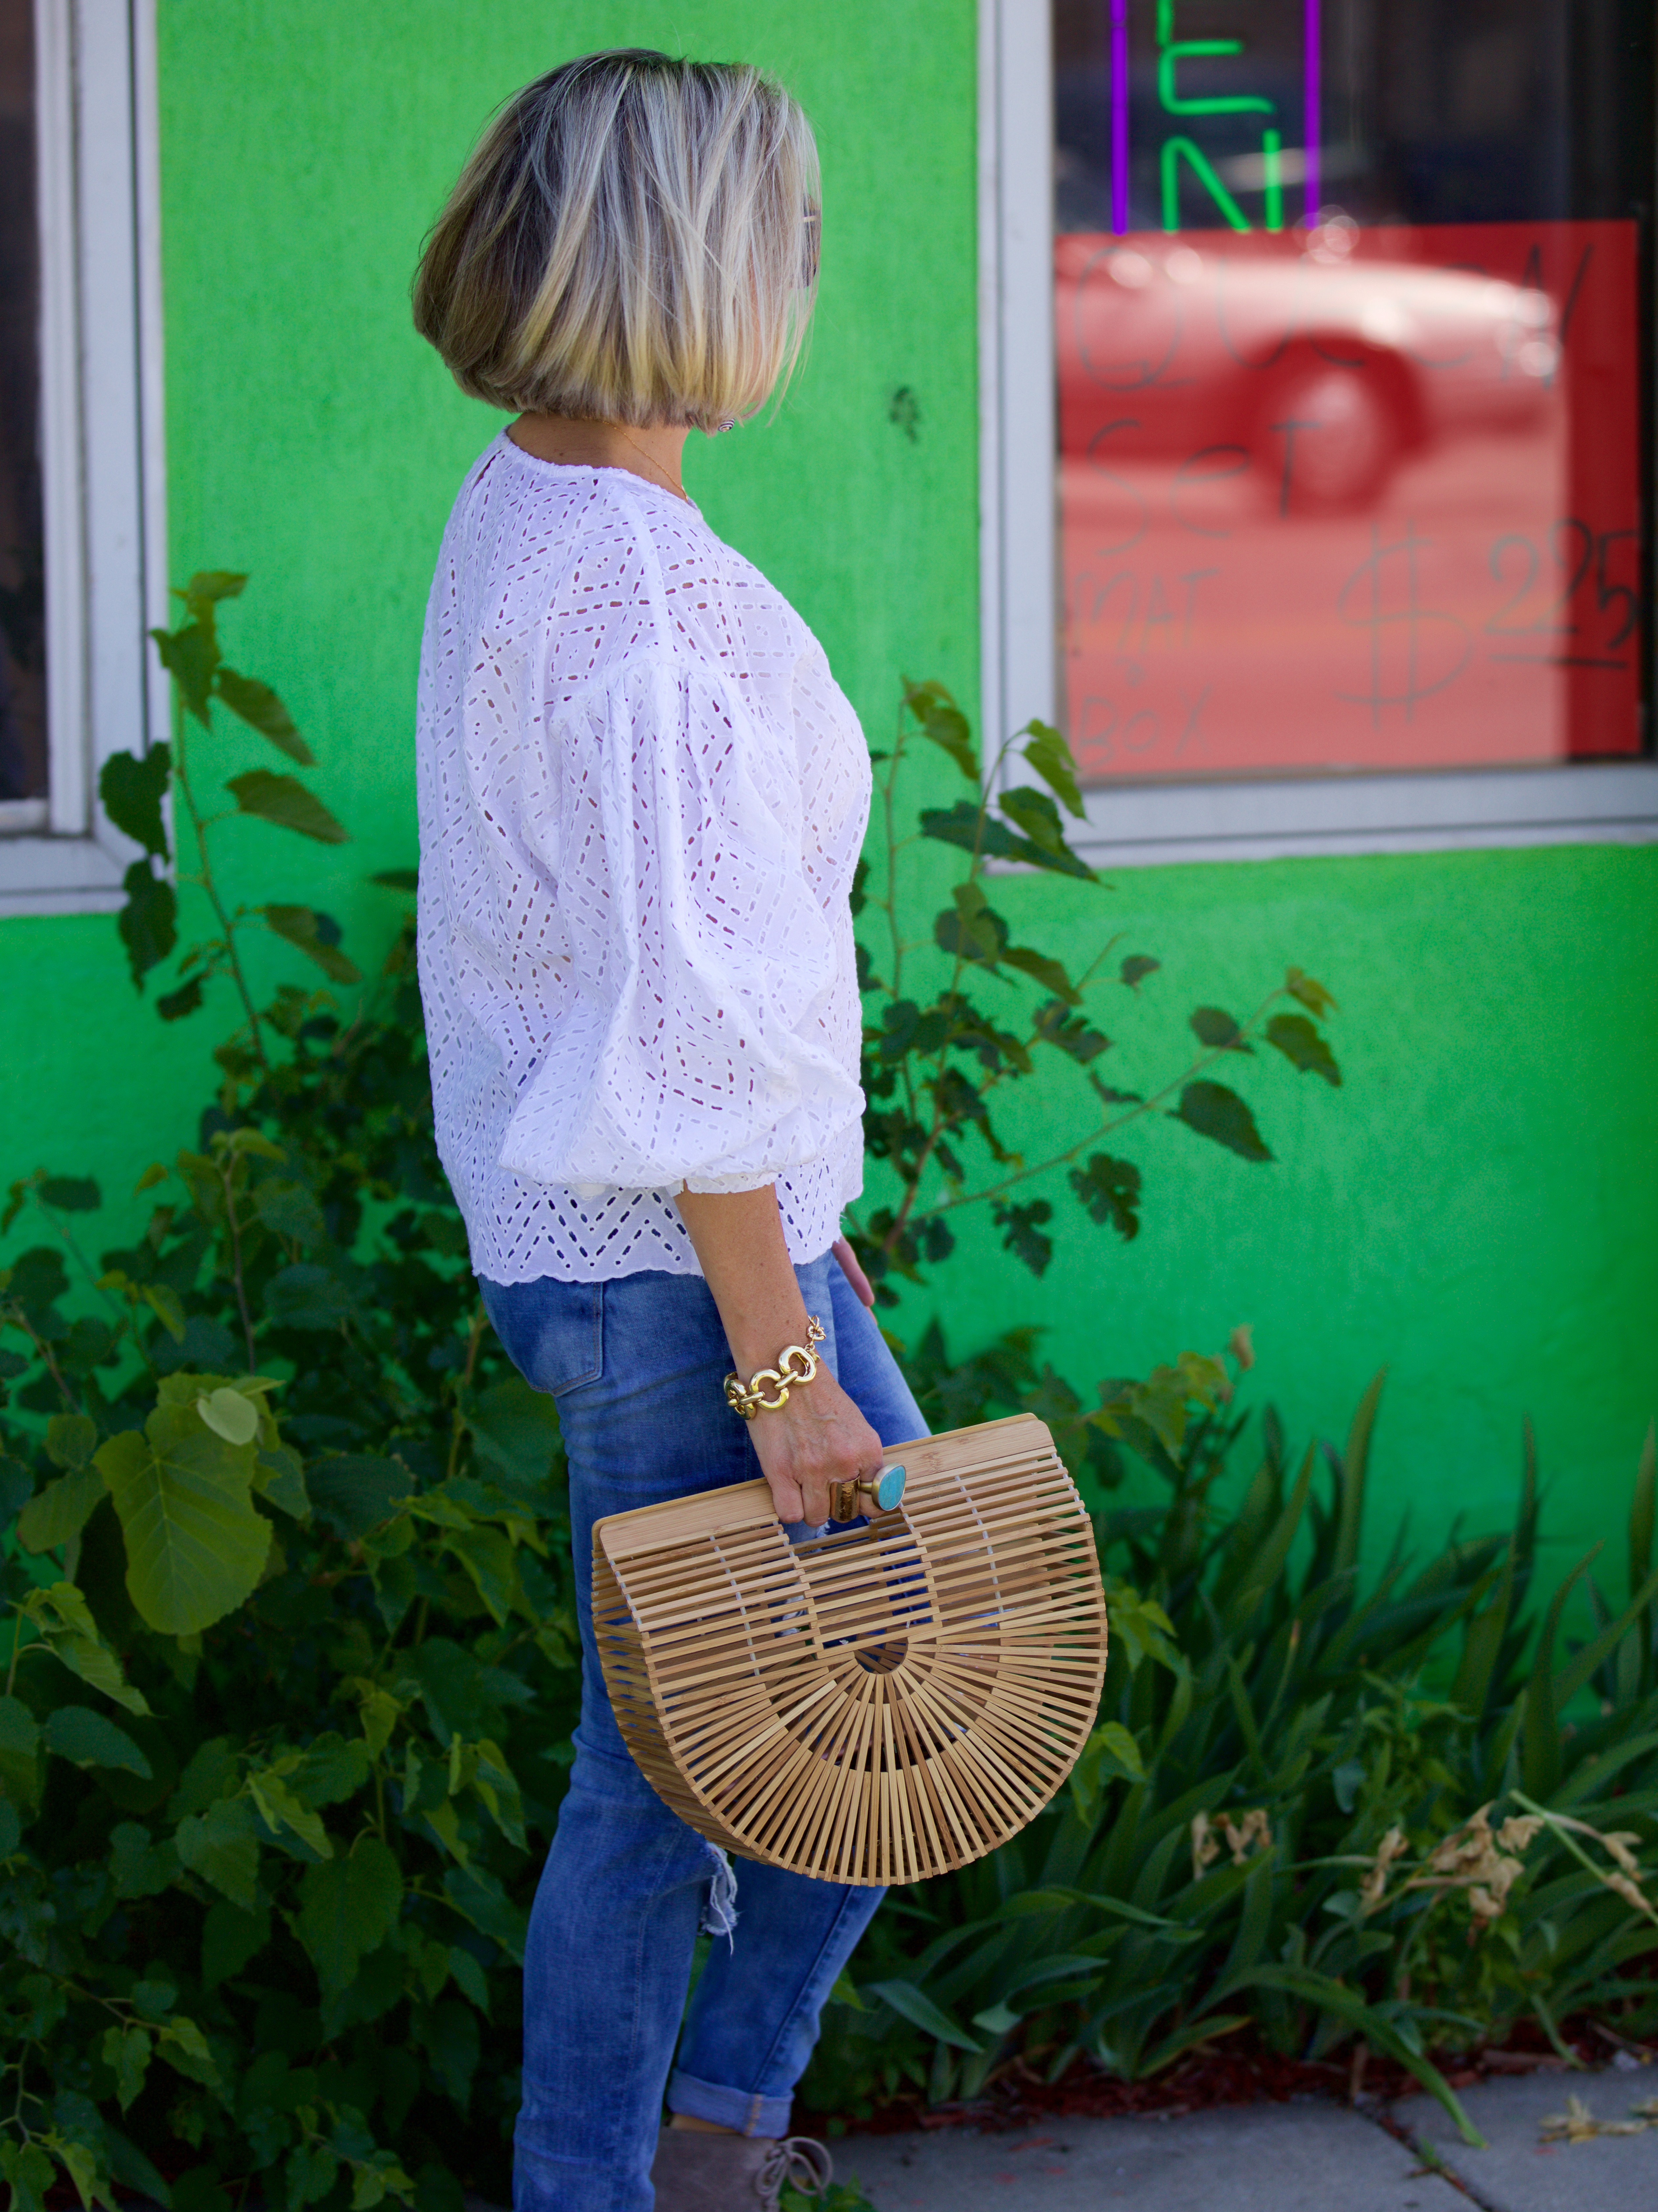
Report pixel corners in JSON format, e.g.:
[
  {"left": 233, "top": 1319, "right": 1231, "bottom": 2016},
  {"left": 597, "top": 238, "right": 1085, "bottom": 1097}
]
[{"left": 591, "top": 1414, "right": 1108, "bottom": 1886}]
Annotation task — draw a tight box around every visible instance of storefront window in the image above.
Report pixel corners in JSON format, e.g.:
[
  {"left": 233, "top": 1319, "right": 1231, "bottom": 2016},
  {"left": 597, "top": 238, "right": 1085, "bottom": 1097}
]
[
  {"left": 0, "top": 0, "right": 45, "bottom": 811},
  {"left": 1053, "top": 1, "right": 1652, "bottom": 785}
]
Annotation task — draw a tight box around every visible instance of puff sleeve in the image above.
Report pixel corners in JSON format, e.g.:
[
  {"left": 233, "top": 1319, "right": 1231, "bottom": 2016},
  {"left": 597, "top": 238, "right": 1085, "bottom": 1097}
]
[{"left": 494, "top": 652, "right": 865, "bottom": 1195}]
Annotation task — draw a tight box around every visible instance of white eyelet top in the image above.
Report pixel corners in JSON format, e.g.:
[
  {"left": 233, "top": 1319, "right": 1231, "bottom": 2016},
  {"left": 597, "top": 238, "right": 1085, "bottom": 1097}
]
[{"left": 414, "top": 432, "right": 871, "bottom": 1285}]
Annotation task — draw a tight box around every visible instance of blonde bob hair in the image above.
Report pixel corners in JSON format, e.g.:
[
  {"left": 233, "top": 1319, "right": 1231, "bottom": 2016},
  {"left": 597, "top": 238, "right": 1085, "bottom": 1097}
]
[{"left": 413, "top": 50, "right": 820, "bottom": 431}]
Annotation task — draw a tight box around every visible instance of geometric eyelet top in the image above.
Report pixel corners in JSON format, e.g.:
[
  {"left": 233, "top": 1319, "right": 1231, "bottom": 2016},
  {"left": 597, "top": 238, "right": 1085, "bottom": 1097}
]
[
  {"left": 415, "top": 432, "right": 872, "bottom": 1286},
  {"left": 593, "top": 1415, "right": 1109, "bottom": 1886}
]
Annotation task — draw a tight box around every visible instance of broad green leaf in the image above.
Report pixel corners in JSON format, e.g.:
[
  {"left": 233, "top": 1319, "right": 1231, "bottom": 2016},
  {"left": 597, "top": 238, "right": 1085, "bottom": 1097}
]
[
  {"left": 464, "top": 1379, "right": 562, "bottom": 1495},
  {"left": 1190, "top": 1007, "right": 1251, "bottom": 1052},
  {"left": 992, "top": 1199, "right": 1054, "bottom": 1278},
  {"left": 17, "top": 1465, "right": 106, "bottom": 1553},
  {"left": 264, "top": 1262, "right": 356, "bottom": 1331},
  {"left": 99, "top": 747, "right": 171, "bottom": 859},
  {"left": 1018, "top": 719, "right": 1087, "bottom": 817},
  {"left": 0, "top": 2140, "right": 55, "bottom": 2212},
  {"left": 101, "top": 2024, "right": 152, "bottom": 2113},
  {"left": 156, "top": 976, "right": 206, "bottom": 1022},
  {"left": 297, "top": 1837, "right": 404, "bottom": 1989},
  {"left": 998, "top": 786, "right": 1097, "bottom": 879},
  {"left": 213, "top": 667, "right": 314, "bottom": 764},
  {"left": 95, "top": 1404, "right": 269, "bottom": 1635},
  {"left": 253, "top": 1446, "right": 311, "bottom": 1521},
  {"left": 38, "top": 1176, "right": 101, "bottom": 1215},
  {"left": 920, "top": 799, "right": 1095, "bottom": 881},
  {"left": 447, "top": 1945, "right": 491, "bottom": 2014},
  {"left": 1034, "top": 1001, "right": 1112, "bottom": 1063},
  {"left": 174, "top": 1797, "right": 259, "bottom": 1909},
  {"left": 1266, "top": 1012, "right": 1341, "bottom": 1086},
  {"left": 443, "top": 1864, "right": 528, "bottom": 1962},
  {"left": 934, "top": 882, "right": 1009, "bottom": 968},
  {"left": 1120, "top": 954, "right": 1159, "bottom": 987},
  {"left": 46, "top": 1413, "right": 98, "bottom": 1469},
  {"left": 865, "top": 1979, "right": 982, "bottom": 2051},
  {"left": 117, "top": 863, "right": 177, "bottom": 988},
  {"left": 180, "top": 569, "right": 247, "bottom": 616},
  {"left": 143, "top": 1284, "right": 187, "bottom": 1341},
  {"left": 43, "top": 1707, "right": 151, "bottom": 1776},
  {"left": 202, "top": 1898, "right": 272, "bottom": 1986},
  {"left": 1285, "top": 965, "right": 1338, "bottom": 1017},
  {"left": 46, "top": 2135, "right": 100, "bottom": 2212},
  {"left": 264, "top": 904, "right": 362, "bottom": 985},
  {"left": 469, "top": 1738, "right": 527, "bottom": 1848},
  {"left": 307, "top": 1455, "right": 409, "bottom": 1537},
  {"left": 903, "top": 680, "right": 978, "bottom": 780},
  {"left": 447, "top": 1526, "right": 522, "bottom": 1627},
  {"left": 151, "top": 622, "right": 217, "bottom": 725},
  {"left": 371, "top": 866, "right": 419, "bottom": 892},
  {"left": 1171, "top": 1081, "right": 1273, "bottom": 1163},
  {"left": 0, "top": 1693, "right": 42, "bottom": 1807},
  {"left": 0, "top": 1457, "right": 29, "bottom": 1521},
  {"left": 246, "top": 1768, "right": 332, "bottom": 1858},
  {"left": 1004, "top": 944, "right": 1078, "bottom": 1002},
  {"left": 226, "top": 770, "right": 348, "bottom": 845},
  {"left": 1068, "top": 1153, "right": 1141, "bottom": 1241},
  {"left": 194, "top": 1388, "right": 259, "bottom": 1448},
  {"left": 17, "top": 1585, "right": 149, "bottom": 1714}
]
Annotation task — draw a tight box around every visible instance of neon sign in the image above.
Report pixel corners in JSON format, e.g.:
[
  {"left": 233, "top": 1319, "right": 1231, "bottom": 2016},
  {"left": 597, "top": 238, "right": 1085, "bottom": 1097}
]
[{"left": 1110, "top": 0, "right": 1323, "bottom": 233}]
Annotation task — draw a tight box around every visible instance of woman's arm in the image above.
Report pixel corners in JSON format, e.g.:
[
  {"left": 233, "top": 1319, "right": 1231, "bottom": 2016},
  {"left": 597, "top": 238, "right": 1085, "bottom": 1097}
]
[{"left": 675, "top": 1186, "right": 886, "bottom": 1526}]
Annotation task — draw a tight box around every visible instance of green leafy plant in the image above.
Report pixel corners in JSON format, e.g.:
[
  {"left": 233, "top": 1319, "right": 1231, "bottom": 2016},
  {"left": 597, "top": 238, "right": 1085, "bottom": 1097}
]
[
  {"left": 0, "top": 1093, "right": 584, "bottom": 2210},
  {"left": 845, "top": 683, "right": 1342, "bottom": 1300},
  {"left": 803, "top": 1363, "right": 1658, "bottom": 2144},
  {"left": 99, "top": 570, "right": 361, "bottom": 1067}
]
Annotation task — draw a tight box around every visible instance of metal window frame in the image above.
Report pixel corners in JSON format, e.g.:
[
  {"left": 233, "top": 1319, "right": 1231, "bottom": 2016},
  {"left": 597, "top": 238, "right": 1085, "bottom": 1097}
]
[
  {"left": 978, "top": 0, "right": 1658, "bottom": 864},
  {"left": 0, "top": 0, "right": 169, "bottom": 918}
]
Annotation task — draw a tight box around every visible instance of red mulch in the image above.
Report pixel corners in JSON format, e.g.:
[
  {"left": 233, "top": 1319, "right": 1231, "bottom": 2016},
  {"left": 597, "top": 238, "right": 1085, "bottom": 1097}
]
[{"left": 801, "top": 2014, "right": 1657, "bottom": 2139}]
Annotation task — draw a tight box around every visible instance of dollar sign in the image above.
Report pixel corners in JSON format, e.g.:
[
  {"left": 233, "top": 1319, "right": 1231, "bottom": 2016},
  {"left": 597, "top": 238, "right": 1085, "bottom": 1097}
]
[{"left": 1337, "top": 523, "right": 1472, "bottom": 726}]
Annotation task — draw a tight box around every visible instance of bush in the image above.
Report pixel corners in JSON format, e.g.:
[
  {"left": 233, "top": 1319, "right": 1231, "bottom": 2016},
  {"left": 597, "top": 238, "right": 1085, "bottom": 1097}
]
[
  {"left": 5, "top": 574, "right": 1653, "bottom": 2205},
  {"left": 0, "top": 934, "right": 582, "bottom": 2210},
  {"left": 802, "top": 1356, "right": 1658, "bottom": 2144}
]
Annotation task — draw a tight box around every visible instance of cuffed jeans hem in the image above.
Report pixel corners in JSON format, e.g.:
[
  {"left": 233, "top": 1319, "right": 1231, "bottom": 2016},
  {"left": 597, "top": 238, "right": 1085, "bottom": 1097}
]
[{"left": 665, "top": 2068, "right": 791, "bottom": 2139}]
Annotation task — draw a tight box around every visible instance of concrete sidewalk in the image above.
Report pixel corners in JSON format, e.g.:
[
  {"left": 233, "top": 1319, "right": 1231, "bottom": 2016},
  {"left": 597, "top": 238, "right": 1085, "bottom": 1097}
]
[{"left": 829, "top": 2064, "right": 1657, "bottom": 2211}]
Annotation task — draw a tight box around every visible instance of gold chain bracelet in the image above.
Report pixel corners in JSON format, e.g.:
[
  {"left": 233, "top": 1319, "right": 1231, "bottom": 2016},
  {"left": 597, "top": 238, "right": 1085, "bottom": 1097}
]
[{"left": 723, "top": 1315, "right": 826, "bottom": 1420}]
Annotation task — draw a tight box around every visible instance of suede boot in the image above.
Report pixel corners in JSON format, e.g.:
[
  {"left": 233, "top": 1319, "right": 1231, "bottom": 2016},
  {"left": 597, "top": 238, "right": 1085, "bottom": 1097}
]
[{"left": 649, "top": 2126, "right": 833, "bottom": 2211}]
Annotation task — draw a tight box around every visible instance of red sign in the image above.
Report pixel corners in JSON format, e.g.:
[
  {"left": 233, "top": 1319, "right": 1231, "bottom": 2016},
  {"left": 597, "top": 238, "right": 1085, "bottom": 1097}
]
[{"left": 1056, "top": 221, "right": 1642, "bottom": 782}]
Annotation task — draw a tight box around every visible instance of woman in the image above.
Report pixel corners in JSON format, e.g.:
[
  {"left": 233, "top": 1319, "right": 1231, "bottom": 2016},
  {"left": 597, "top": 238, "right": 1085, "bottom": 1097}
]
[{"left": 412, "top": 50, "right": 924, "bottom": 2212}]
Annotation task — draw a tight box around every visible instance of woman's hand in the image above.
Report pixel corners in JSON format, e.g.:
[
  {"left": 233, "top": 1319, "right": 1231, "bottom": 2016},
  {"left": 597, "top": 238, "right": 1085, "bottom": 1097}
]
[
  {"left": 746, "top": 1362, "right": 885, "bottom": 1527},
  {"left": 674, "top": 1185, "right": 887, "bottom": 1525}
]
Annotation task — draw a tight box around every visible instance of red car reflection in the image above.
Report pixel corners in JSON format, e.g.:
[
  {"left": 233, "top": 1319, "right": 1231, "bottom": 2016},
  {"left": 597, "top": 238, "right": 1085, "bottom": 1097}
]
[{"left": 1057, "top": 225, "right": 1561, "bottom": 513}]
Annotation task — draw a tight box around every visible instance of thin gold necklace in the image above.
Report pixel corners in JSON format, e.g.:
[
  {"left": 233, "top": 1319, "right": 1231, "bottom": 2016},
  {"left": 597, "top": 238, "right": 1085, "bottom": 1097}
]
[{"left": 614, "top": 424, "right": 686, "bottom": 502}]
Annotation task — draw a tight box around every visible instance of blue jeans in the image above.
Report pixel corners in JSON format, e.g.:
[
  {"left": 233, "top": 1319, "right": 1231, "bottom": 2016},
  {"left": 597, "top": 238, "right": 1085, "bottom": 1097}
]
[{"left": 480, "top": 1250, "right": 928, "bottom": 2212}]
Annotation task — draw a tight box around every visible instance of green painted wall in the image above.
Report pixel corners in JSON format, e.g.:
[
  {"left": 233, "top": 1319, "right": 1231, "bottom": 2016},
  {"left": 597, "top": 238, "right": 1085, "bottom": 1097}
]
[{"left": 2, "top": 2, "right": 1654, "bottom": 1573}]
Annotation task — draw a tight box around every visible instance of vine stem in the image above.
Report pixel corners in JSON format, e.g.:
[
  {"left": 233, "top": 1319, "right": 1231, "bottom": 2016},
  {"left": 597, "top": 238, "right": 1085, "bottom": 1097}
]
[
  {"left": 445, "top": 1299, "right": 490, "bottom": 1482},
  {"left": 905, "top": 980, "right": 1290, "bottom": 1229},
  {"left": 219, "top": 1160, "right": 258, "bottom": 1372},
  {"left": 170, "top": 692, "right": 271, "bottom": 1077},
  {"left": 3, "top": 1307, "right": 81, "bottom": 1416}
]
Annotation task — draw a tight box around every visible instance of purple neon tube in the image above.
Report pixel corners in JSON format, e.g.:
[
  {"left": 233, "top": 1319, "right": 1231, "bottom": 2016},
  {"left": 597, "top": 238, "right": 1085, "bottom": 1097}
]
[
  {"left": 1111, "top": 0, "right": 1129, "bottom": 233},
  {"left": 1303, "top": 0, "right": 1321, "bottom": 220}
]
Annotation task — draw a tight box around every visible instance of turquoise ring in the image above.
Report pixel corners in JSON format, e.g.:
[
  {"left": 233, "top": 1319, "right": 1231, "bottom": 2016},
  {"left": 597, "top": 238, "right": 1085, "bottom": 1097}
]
[{"left": 832, "top": 1463, "right": 907, "bottom": 1521}]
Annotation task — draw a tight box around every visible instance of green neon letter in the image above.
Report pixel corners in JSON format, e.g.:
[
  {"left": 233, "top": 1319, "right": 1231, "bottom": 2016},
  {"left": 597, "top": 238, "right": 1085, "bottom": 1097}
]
[
  {"left": 1161, "top": 137, "right": 1251, "bottom": 233},
  {"left": 1159, "top": 40, "right": 1275, "bottom": 116},
  {"left": 1262, "top": 129, "right": 1284, "bottom": 231}
]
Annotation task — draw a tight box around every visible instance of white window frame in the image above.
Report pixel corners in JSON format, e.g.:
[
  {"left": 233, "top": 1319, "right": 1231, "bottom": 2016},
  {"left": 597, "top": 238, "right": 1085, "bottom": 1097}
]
[
  {"left": 0, "top": 0, "right": 168, "bottom": 917},
  {"left": 979, "top": 0, "right": 1658, "bottom": 865}
]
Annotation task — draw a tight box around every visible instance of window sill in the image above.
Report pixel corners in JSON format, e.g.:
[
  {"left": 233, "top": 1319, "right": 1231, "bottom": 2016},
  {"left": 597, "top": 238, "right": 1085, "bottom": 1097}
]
[
  {"left": 0, "top": 833, "right": 130, "bottom": 918},
  {"left": 1071, "top": 761, "right": 1658, "bottom": 867}
]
